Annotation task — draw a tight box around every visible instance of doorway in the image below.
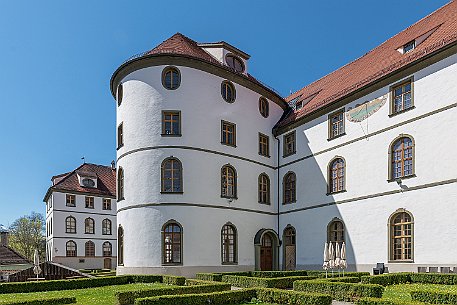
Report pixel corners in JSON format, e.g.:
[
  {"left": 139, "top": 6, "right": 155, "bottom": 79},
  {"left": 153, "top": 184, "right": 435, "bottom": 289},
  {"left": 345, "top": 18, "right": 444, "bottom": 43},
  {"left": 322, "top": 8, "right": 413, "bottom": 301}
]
[
  {"left": 104, "top": 258, "right": 112, "bottom": 269},
  {"left": 254, "top": 229, "right": 279, "bottom": 271},
  {"left": 260, "top": 234, "right": 273, "bottom": 271},
  {"left": 283, "top": 225, "right": 296, "bottom": 270}
]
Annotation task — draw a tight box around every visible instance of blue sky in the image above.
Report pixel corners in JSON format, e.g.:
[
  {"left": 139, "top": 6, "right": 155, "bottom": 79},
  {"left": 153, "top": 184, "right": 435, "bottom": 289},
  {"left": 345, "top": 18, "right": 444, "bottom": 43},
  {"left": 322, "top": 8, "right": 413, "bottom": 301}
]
[{"left": 0, "top": 1, "right": 448, "bottom": 225}]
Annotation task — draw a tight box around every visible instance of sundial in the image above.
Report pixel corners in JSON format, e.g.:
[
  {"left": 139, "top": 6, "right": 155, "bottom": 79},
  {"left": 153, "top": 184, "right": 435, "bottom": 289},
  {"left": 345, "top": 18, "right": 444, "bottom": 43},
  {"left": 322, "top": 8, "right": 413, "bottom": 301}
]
[{"left": 346, "top": 94, "right": 387, "bottom": 122}]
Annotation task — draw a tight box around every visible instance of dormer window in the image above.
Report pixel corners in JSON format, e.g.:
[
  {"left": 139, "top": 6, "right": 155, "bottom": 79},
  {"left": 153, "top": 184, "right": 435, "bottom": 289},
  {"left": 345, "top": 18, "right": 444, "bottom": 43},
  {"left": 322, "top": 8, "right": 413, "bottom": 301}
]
[
  {"left": 82, "top": 178, "right": 95, "bottom": 188},
  {"left": 403, "top": 40, "right": 415, "bottom": 53},
  {"left": 225, "top": 54, "right": 244, "bottom": 73},
  {"left": 77, "top": 171, "right": 98, "bottom": 188}
]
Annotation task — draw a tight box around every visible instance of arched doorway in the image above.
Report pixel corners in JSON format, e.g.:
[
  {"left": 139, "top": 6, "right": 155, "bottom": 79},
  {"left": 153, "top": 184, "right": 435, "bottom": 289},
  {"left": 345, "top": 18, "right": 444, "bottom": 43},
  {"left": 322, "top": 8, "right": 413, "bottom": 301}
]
[
  {"left": 283, "top": 225, "right": 296, "bottom": 270},
  {"left": 254, "top": 229, "right": 280, "bottom": 271}
]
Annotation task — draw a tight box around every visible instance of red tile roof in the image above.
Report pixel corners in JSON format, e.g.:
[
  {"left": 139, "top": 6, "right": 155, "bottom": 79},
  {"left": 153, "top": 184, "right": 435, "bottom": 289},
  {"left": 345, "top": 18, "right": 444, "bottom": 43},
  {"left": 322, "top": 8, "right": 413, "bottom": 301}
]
[
  {"left": 277, "top": 1, "right": 457, "bottom": 128},
  {"left": 44, "top": 163, "right": 116, "bottom": 201},
  {"left": 0, "top": 245, "right": 30, "bottom": 265}
]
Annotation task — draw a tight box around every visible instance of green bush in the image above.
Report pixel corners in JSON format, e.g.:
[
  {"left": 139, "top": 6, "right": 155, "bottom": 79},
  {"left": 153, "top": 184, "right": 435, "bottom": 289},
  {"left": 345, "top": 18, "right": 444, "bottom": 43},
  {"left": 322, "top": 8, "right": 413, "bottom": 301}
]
[
  {"left": 0, "top": 297, "right": 76, "bottom": 305},
  {"left": 222, "top": 275, "right": 317, "bottom": 289},
  {"left": 128, "top": 275, "right": 163, "bottom": 283},
  {"left": 410, "top": 273, "right": 457, "bottom": 285},
  {"left": 360, "top": 273, "right": 412, "bottom": 286},
  {"left": 250, "top": 270, "right": 308, "bottom": 278},
  {"left": 411, "top": 289, "right": 457, "bottom": 304},
  {"left": 321, "top": 276, "right": 360, "bottom": 283},
  {"left": 355, "top": 297, "right": 423, "bottom": 305},
  {"left": 161, "top": 275, "right": 186, "bottom": 286},
  {"left": 115, "top": 282, "right": 231, "bottom": 305},
  {"left": 318, "top": 272, "right": 370, "bottom": 280},
  {"left": 134, "top": 289, "right": 257, "bottom": 305},
  {"left": 217, "top": 271, "right": 252, "bottom": 276},
  {"left": 195, "top": 273, "right": 223, "bottom": 282},
  {"left": 294, "top": 280, "right": 384, "bottom": 301},
  {"left": 256, "top": 288, "right": 332, "bottom": 305}
]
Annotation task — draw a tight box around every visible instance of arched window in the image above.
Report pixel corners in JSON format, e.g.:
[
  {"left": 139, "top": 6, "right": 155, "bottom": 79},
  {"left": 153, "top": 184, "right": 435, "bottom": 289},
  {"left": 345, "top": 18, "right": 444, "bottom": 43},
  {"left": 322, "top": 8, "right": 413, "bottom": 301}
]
[
  {"left": 221, "top": 81, "right": 236, "bottom": 103},
  {"left": 66, "top": 216, "right": 76, "bottom": 234},
  {"left": 162, "top": 221, "right": 182, "bottom": 265},
  {"left": 225, "top": 54, "right": 245, "bottom": 73},
  {"left": 283, "top": 172, "right": 296, "bottom": 204},
  {"left": 327, "top": 219, "right": 345, "bottom": 243},
  {"left": 258, "top": 173, "right": 270, "bottom": 204},
  {"left": 162, "top": 67, "right": 181, "bottom": 90},
  {"left": 161, "top": 158, "right": 183, "bottom": 193},
  {"left": 221, "top": 223, "right": 237, "bottom": 264},
  {"left": 117, "top": 83, "right": 123, "bottom": 106},
  {"left": 118, "top": 167, "right": 124, "bottom": 201},
  {"left": 102, "top": 219, "right": 112, "bottom": 235},
  {"left": 390, "top": 136, "right": 414, "bottom": 180},
  {"left": 85, "top": 241, "right": 95, "bottom": 257},
  {"left": 390, "top": 210, "right": 413, "bottom": 261},
  {"left": 85, "top": 218, "right": 95, "bottom": 234},
  {"left": 259, "top": 97, "right": 269, "bottom": 118},
  {"left": 283, "top": 226, "right": 296, "bottom": 271},
  {"left": 103, "top": 242, "right": 112, "bottom": 257},
  {"left": 329, "top": 157, "right": 345, "bottom": 194},
  {"left": 66, "top": 241, "right": 77, "bottom": 257},
  {"left": 118, "top": 226, "right": 124, "bottom": 265},
  {"left": 221, "top": 165, "right": 237, "bottom": 198}
]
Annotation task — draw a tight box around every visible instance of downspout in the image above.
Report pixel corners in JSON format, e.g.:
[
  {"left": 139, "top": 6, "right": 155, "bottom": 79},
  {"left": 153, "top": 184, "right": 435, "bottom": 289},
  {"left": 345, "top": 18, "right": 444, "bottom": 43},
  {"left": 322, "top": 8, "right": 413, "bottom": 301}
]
[{"left": 275, "top": 136, "right": 281, "bottom": 271}]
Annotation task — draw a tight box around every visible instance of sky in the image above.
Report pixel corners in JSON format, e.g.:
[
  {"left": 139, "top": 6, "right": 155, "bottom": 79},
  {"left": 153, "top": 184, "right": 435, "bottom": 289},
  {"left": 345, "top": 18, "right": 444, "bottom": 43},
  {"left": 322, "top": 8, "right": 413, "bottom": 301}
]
[{"left": 0, "top": 0, "right": 449, "bottom": 226}]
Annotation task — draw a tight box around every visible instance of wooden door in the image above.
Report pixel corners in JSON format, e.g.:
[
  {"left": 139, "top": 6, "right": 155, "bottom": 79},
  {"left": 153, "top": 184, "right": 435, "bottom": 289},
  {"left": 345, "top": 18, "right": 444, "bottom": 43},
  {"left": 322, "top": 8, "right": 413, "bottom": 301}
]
[
  {"left": 284, "top": 226, "right": 296, "bottom": 270},
  {"left": 285, "top": 245, "right": 296, "bottom": 270},
  {"left": 104, "top": 258, "right": 111, "bottom": 269},
  {"left": 260, "top": 234, "right": 273, "bottom": 271}
]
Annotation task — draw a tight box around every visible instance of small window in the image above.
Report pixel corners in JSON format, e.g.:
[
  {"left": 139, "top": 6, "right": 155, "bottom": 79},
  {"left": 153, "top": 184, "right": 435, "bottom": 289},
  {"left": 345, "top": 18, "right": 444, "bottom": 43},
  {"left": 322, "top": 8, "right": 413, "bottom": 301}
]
[
  {"left": 117, "top": 83, "right": 123, "bottom": 106},
  {"left": 117, "top": 123, "right": 124, "bottom": 149},
  {"left": 85, "top": 241, "right": 95, "bottom": 257},
  {"left": 258, "top": 173, "right": 270, "bottom": 204},
  {"left": 391, "top": 80, "right": 413, "bottom": 114},
  {"left": 403, "top": 40, "right": 415, "bottom": 53},
  {"left": 258, "top": 133, "right": 269, "bottom": 157},
  {"left": 259, "top": 97, "right": 269, "bottom": 118},
  {"left": 328, "top": 109, "right": 345, "bottom": 140},
  {"left": 162, "top": 221, "right": 182, "bottom": 265},
  {"left": 66, "top": 241, "right": 77, "bottom": 257},
  {"left": 161, "top": 158, "right": 183, "bottom": 193},
  {"left": 221, "top": 120, "right": 236, "bottom": 147},
  {"left": 85, "top": 196, "right": 94, "bottom": 209},
  {"left": 295, "top": 101, "right": 303, "bottom": 110},
  {"left": 162, "top": 67, "right": 181, "bottom": 90},
  {"left": 82, "top": 178, "right": 95, "bottom": 188},
  {"left": 85, "top": 218, "right": 95, "bottom": 234},
  {"left": 103, "top": 242, "right": 112, "bottom": 257},
  {"left": 66, "top": 194, "right": 76, "bottom": 207},
  {"left": 102, "top": 219, "right": 112, "bottom": 235},
  {"left": 66, "top": 216, "right": 76, "bottom": 234},
  {"left": 390, "top": 136, "right": 414, "bottom": 180},
  {"left": 103, "top": 198, "right": 111, "bottom": 210},
  {"left": 118, "top": 167, "right": 124, "bottom": 201},
  {"left": 328, "top": 219, "right": 345, "bottom": 243},
  {"left": 283, "top": 131, "right": 296, "bottom": 157},
  {"left": 221, "top": 81, "right": 236, "bottom": 103},
  {"left": 118, "top": 226, "right": 124, "bottom": 265},
  {"left": 162, "top": 111, "right": 181, "bottom": 136},
  {"left": 221, "top": 165, "right": 237, "bottom": 199},
  {"left": 390, "top": 210, "right": 413, "bottom": 261},
  {"left": 328, "top": 157, "right": 346, "bottom": 194},
  {"left": 283, "top": 172, "right": 296, "bottom": 204},
  {"left": 221, "top": 223, "right": 237, "bottom": 264},
  {"left": 225, "top": 54, "right": 245, "bottom": 73}
]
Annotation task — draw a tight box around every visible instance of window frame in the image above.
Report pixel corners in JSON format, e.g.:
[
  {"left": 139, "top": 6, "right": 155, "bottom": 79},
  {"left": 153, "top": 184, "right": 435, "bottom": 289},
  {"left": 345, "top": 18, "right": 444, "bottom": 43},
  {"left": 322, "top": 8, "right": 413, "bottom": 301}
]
[
  {"left": 117, "top": 167, "right": 124, "bottom": 201},
  {"left": 117, "top": 83, "right": 123, "bottom": 106},
  {"left": 388, "top": 209, "right": 414, "bottom": 263},
  {"left": 161, "top": 110, "right": 182, "bottom": 137},
  {"left": 102, "top": 198, "right": 112, "bottom": 210},
  {"left": 328, "top": 108, "right": 346, "bottom": 140},
  {"left": 221, "top": 164, "right": 237, "bottom": 199},
  {"left": 327, "top": 157, "right": 346, "bottom": 195},
  {"left": 283, "top": 171, "right": 296, "bottom": 204},
  {"left": 221, "top": 223, "right": 238, "bottom": 265},
  {"left": 103, "top": 241, "right": 112, "bottom": 257},
  {"left": 221, "top": 120, "right": 236, "bottom": 147},
  {"left": 258, "top": 173, "right": 270, "bottom": 205},
  {"left": 259, "top": 97, "right": 269, "bottom": 118},
  {"left": 389, "top": 77, "right": 415, "bottom": 116},
  {"left": 283, "top": 131, "right": 296, "bottom": 157},
  {"left": 85, "top": 196, "right": 94, "bottom": 209},
  {"left": 102, "top": 219, "right": 112, "bottom": 235},
  {"left": 85, "top": 217, "right": 95, "bottom": 234},
  {"left": 327, "top": 218, "right": 345, "bottom": 243},
  {"left": 221, "top": 81, "right": 236, "bottom": 103},
  {"left": 388, "top": 134, "right": 415, "bottom": 182},
  {"left": 118, "top": 226, "right": 124, "bottom": 266},
  {"left": 117, "top": 122, "right": 124, "bottom": 150},
  {"left": 258, "top": 133, "right": 270, "bottom": 157},
  {"left": 85, "top": 240, "right": 95, "bottom": 257},
  {"left": 162, "top": 220, "right": 183, "bottom": 265},
  {"left": 161, "top": 157, "right": 183, "bottom": 194},
  {"left": 225, "top": 54, "right": 245, "bottom": 73},
  {"left": 66, "top": 240, "right": 77, "bottom": 257},
  {"left": 65, "top": 216, "right": 76, "bottom": 234},
  {"left": 66, "top": 194, "right": 76, "bottom": 207},
  {"left": 162, "top": 66, "right": 181, "bottom": 90}
]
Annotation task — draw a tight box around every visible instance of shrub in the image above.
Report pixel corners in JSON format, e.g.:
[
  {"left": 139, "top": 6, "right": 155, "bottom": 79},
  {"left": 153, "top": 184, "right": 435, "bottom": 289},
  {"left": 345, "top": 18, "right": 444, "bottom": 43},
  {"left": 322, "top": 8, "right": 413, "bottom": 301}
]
[
  {"left": 318, "top": 272, "right": 370, "bottom": 280},
  {"left": 256, "top": 288, "right": 332, "bottom": 305},
  {"left": 411, "top": 289, "right": 457, "bottom": 304},
  {"left": 128, "top": 275, "right": 163, "bottom": 283},
  {"left": 361, "top": 273, "right": 412, "bottom": 286},
  {"left": 115, "top": 282, "right": 231, "bottom": 305},
  {"left": 294, "top": 280, "right": 384, "bottom": 301},
  {"left": 195, "top": 273, "right": 223, "bottom": 282},
  {"left": 217, "top": 271, "right": 252, "bottom": 276},
  {"left": 355, "top": 297, "right": 423, "bottom": 305},
  {"left": 410, "top": 273, "right": 457, "bottom": 285},
  {"left": 250, "top": 270, "right": 308, "bottom": 278},
  {"left": 134, "top": 289, "right": 257, "bottom": 305},
  {"left": 161, "top": 275, "right": 185, "bottom": 286},
  {"left": 321, "top": 276, "right": 360, "bottom": 283},
  {"left": 222, "top": 275, "right": 317, "bottom": 289},
  {"left": 0, "top": 297, "right": 76, "bottom": 305}
]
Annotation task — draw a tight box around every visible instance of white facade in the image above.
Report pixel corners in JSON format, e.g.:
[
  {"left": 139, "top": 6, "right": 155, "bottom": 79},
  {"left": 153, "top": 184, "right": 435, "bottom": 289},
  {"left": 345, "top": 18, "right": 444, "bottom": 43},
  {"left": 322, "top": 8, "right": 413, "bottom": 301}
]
[{"left": 112, "top": 27, "right": 457, "bottom": 277}]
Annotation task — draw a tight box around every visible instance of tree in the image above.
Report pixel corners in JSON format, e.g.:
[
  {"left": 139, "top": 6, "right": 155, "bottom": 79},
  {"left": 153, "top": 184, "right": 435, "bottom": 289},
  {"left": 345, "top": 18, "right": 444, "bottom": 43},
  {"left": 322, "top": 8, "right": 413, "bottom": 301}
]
[{"left": 8, "top": 212, "right": 46, "bottom": 261}]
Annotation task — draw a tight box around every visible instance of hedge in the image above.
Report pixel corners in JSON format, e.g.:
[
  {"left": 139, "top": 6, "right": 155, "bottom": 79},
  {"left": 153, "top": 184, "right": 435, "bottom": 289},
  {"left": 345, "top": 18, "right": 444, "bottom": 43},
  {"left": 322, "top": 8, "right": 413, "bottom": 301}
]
[
  {"left": 294, "top": 280, "right": 384, "bottom": 301},
  {"left": 161, "top": 275, "right": 185, "bottom": 286},
  {"left": 250, "top": 270, "right": 309, "bottom": 278},
  {"left": 321, "top": 276, "right": 360, "bottom": 283},
  {"left": 115, "top": 282, "right": 231, "bottom": 305},
  {"left": 360, "top": 273, "right": 412, "bottom": 286},
  {"left": 411, "top": 289, "right": 457, "bottom": 304},
  {"left": 318, "top": 271, "right": 370, "bottom": 280},
  {"left": 0, "top": 297, "right": 76, "bottom": 305},
  {"left": 410, "top": 273, "right": 457, "bottom": 285},
  {"left": 256, "top": 288, "right": 332, "bottom": 305},
  {"left": 355, "top": 298, "right": 423, "bottom": 305},
  {"left": 134, "top": 289, "right": 257, "bottom": 305},
  {"left": 222, "top": 274, "right": 317, "bottom": 289},
  {"left": 195, "top": 273, "right": 223, "bottom": 282}
]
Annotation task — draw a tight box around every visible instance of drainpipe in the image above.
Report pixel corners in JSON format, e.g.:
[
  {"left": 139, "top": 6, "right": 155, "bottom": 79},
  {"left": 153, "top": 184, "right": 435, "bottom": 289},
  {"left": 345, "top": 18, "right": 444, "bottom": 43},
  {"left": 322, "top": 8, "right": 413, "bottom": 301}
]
[{"left": 275, "top": 136, "right": 281, "bottom": 271}]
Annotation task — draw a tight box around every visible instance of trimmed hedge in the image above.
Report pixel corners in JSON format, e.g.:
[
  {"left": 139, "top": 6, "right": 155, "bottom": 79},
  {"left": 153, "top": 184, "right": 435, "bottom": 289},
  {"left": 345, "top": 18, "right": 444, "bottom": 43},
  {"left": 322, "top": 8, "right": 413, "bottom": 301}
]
[
  {"left": 256, "top": 288, "right": 332, "bottom": 305},
  {"left": 410, "top": 273, "right": 457, "bottom": 285},
  {"left": 355, "top": 297, "right": 423, "bottom": 305},
  {"left": 134, "top": 289, "right": 257, "bottom": 305},
  {"left": 250, "top": 270, "right": 309, "bottom": 278},
  {"left": 361, "top": 273, "right": 412, "bottom": 286},
  {"left": 294, "top": 280, "right": 384, "bottom": 301},
  {"left": 161, "top": 275, "right": 185, "bottom": 286},
  {"left": 115, "top": 282, "right": 231, "bottom": 305},
  {"left": 195, "top": 273, "right": 223, "bottom": 282},
  {"left": 321, "top": 276, "right": 360, "bottom": 283},
  {"left": 128, "top": 275, "right": 163, "bottom": 283},
  {"left": 411, "top": 289, "right": 457, "bottom": 304},
  {"left": 222, "top": 274, "right": 317, "bottom": 289},
  {"left": 318, "top": 271, "right": 370, "bottom": 280},
  {"left": 0, "top": 297, "right": 76, "bottom": 305}
]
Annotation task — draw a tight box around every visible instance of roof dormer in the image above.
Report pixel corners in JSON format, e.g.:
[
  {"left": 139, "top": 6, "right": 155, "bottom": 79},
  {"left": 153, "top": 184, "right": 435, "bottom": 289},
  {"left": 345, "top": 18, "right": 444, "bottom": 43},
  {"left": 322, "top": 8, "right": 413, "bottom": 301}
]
[
  {"left": 76, "top": 170, "right": 98, "bottom": 188},
  {"left": 198, "top": 41, "right": 250, "bottom": 74}
]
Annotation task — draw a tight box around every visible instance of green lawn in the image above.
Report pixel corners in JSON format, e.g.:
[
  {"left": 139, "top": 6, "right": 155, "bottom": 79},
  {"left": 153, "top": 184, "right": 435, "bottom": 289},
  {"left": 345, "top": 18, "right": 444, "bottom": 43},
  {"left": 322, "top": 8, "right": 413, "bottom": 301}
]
[
  {"left": 0, "top": 282, "right": 168, "bottom": 305},
  {"left": 384, "top": 283, "right": 457, "bottom": 303}
]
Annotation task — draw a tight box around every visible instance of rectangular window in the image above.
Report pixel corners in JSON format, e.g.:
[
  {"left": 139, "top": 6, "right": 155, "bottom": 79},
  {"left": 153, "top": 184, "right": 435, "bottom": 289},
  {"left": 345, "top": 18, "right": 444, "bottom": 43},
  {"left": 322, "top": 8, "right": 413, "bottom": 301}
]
[
  {"left": 258, "top": 133, "right": 270, "bottom": 157},
  {"left": 117, "top": 123, "right": 124, "bottom": 149},
  {"left": 328, "top": 109, "right": 345, "bottom": 140},
  {"left": 66, "top": 194, "right": 76, "bottom": 207},
  {"left": 403, "top": 40, "right": 415, "bottom": 53},
  {"left": 391, "top": 79, "right": 413, "bottom": 115},
  {"left": 103, "top": 198, "right": 112, "bottom": 210},
  {"left": 221, "top": 120, "right": 236, "bottom": 147},
  {"left": 162, "top": 111, "right": 181, "bottom": 136},
  {"left": 85, "top": 196, "right": 94, "bottom": 209},
  {"left": 283, "top": 131, "right": 296, "bottom": 157}
]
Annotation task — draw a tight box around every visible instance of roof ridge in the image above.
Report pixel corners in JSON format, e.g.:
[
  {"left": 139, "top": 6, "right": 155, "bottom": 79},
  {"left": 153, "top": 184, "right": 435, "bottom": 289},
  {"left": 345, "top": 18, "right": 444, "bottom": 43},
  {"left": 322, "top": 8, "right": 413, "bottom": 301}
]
[{"left": 51, "top": 163, "right": 85, "bottom": 188}]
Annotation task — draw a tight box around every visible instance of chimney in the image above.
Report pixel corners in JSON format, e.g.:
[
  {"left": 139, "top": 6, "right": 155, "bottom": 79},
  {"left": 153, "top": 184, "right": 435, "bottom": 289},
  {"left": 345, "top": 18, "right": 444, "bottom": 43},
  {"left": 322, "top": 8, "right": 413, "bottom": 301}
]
[
  {"left": 0, "top": 225, "right": 8, "bottom": 247},
  {"left": 111, "top": 160, "right": 116, "bottom": 170}
]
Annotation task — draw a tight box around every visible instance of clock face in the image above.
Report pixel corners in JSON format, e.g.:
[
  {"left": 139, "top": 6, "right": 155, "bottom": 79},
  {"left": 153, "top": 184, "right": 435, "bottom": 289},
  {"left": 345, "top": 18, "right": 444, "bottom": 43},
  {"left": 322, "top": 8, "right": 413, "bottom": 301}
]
[{"left": 82, "top": 178, "right": 95, "bottom": 187}]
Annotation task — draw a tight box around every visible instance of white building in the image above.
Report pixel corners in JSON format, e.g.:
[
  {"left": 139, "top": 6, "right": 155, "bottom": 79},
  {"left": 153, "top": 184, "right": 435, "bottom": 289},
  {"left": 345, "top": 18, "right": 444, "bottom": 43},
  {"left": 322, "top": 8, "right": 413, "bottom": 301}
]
[
  {"left": 110, "top": 2, "right": 457, "bottom": 277},
  {"left": 43, "top": 163, "right": 117, "bottom": 270}
]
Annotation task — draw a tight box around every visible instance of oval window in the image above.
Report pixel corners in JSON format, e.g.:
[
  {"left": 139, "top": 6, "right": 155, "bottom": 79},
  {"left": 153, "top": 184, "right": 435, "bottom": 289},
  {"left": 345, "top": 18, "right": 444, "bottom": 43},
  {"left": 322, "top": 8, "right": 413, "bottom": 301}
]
[
  {"left": 82, "top": 178, "right": 95, "bottom": 188},
  {"left": 162, "top": 67, "right": 181, "bottom": 90},
  {"left": 225, "top": 54, "right": 244, "bottom": 73},
  {"left": 221, "top": 81, "right": 236, "bottom": 103},
  {"left": 259, "top": 97, "right": 269, "bottom": 118}
]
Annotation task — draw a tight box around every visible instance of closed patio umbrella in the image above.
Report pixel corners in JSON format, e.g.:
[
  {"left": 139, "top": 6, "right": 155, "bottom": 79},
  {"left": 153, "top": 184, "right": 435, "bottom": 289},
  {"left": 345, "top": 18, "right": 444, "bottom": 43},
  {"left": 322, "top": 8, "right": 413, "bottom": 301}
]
[
  {"left": 334, "top": 242, "right": 341, "bottom": 276},
  {"left": 33, "top": 249, "right": 41, "bottom": 280},
  {"left": 328, "top": 242, "right": 335, "bottom": 276},
  {"left": 323, "top": 242, "right": 329, "bottom": 278},
  {"left": 340, "top": 242, "right": 347, "bottom": 276}
]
